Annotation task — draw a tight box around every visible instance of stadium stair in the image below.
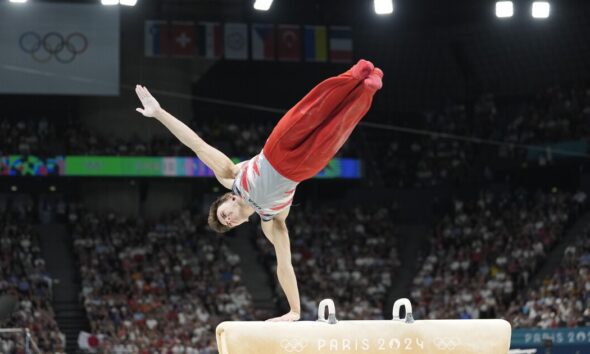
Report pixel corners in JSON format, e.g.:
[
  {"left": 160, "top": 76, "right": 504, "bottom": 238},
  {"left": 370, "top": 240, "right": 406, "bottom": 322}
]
[
  {"left": 526, "top": 211, "right": 590, "bottom": 291},
  {"left": 38, "top": 223, "right": 90, "bottom": 354},
  {"left": 227, "top": 226, "right": 278, "bottom": 316},
  {"left": 385, "top": 224, "right": 431, "bottom": 316}
]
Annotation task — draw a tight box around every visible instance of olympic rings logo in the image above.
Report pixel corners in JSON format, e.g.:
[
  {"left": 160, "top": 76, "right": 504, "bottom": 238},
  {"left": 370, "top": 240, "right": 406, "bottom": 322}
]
[
  {"left": 19, "top": 32, "right": 88, "bottom": 64},
  {"left": 280, "top": 337, "right": 308, "bottom": 353},
  {"left": 432, "top": 337, "right": 460, "bottom": 351}
]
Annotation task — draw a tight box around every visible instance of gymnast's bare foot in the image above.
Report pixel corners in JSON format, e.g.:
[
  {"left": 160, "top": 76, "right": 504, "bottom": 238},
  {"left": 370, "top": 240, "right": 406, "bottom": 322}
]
[
  {"left": 266, "top": 311, "right": 300, "bottom": 322},
  {"left": 352, "top": 59, "right": 375, "bottom": 80},
  {"left": 364, "top": 68, "right": 383, "bottom": 91}
]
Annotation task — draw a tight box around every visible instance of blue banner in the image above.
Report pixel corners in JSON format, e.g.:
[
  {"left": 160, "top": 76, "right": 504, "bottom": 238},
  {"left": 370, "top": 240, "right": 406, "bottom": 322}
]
[
  {"left": 1, "top": 155, "right": 361, "bottom": 179},
  {"left": 510, "top": 345, "right": 589, "bottom": 354},
  {"left": 511, "top": 327, "right": 590, "bottom": 353}
]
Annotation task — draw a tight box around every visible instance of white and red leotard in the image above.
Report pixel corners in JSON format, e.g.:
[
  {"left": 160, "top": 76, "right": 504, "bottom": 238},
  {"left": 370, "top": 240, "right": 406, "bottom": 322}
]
[
  {"left": 232, "top": 59, "right": 382, "bottom": 221},
  {"left": 232, "top": 151, "right": 298, "bottom": 221}
]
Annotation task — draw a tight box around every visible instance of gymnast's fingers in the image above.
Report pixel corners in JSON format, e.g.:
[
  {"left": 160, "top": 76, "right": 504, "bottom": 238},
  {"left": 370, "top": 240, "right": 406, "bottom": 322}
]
[{"left": 142, "top": 86, "right": 153, "bottom": 98}]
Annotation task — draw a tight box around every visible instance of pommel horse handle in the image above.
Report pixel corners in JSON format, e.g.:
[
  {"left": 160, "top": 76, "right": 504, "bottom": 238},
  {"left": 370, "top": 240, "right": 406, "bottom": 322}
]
[
  {"left": 317, "top": 298, "right": 338, "bottom": 324},
  {"left": 392, "top": 298, "right": 414, "bottom": 323}
]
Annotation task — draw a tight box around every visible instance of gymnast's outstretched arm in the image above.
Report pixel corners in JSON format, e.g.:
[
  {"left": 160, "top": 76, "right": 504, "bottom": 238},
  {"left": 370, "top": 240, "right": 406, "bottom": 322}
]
[
  {"left": 135, "top": 85, "right": 237, "bottom": 189},
  {"left": 261, "top": 209, "right": 301, "bottom": 322}
]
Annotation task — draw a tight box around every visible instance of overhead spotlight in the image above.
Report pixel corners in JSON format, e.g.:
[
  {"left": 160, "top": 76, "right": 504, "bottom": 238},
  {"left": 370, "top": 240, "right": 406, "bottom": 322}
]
[
  {"left": 9, "top": 0, "right": 27, "bottom": 3},
  {"left": 120, "top": 0, "right": 137, "bottom": 5},
  {"left": 253, "top": 0, "right": 273, "bottom": 11},
  {"left": 532, "top": 1, "right": 550, "bottom": 19},
  {"left": 10, "top": 186, "right": 17, "bottom": 192},
  {"left": 374, "top": 0, "right": 393, "bottom": 15},
  {"left": 495, "top": 1, "right": 514, "bottom": 18},
  {"left": 49, "top": 185, "right": 57, "bottom": 192},
  {"left": 101, "top": 0, "right": 119, "bottom": 5}
]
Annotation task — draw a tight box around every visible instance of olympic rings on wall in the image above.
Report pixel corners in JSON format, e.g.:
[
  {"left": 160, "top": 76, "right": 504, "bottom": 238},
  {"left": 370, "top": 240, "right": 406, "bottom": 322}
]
[{"left": 19, "top": 31, "right": 88, "bottom": 64}]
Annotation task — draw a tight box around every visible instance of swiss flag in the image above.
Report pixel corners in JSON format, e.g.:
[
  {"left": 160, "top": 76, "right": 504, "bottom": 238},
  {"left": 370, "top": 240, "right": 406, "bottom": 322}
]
[
  {"left": 169, "top": 21, "right": 195, "bottom": 57},
  {"left": 277, "top": 24, "right": 301, "bottom": 62}
]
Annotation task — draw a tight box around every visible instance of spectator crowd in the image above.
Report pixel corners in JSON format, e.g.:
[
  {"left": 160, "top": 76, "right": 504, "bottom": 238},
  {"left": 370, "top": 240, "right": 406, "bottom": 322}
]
[
  {"left": 69, "top": 206, "right": 257, "bottom": 353},
  {"left": 376, "top": 85, "right": 590, "bottom": 187},
  {"left": 411, "top": 189, "right": 586, "bottom": 322},
  {"left": 1, "top": 187, "right": 590, "bottom": 354},
  {"left": 0, "top": 194, "right": 65, "bottom": 353},
  {"left": 506, "top": 222, "right": 590, "bottom": 328}
]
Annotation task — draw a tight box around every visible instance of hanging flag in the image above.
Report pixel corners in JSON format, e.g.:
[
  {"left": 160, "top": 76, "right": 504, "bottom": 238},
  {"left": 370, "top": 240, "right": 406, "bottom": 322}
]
[
  {"left": 169, "top": 21, "right": 195, "bottom": 58},
  {"left": 304, "top": 25, "right": 327, "bottom": 62},
  {"left": 224, "top": 23, "right": 248, "bottom": 60},
  {"left": 277, "top": 24, "right": 301, "bottom": 62},
  {"left": 197, "top": 22, "right": 222, "bottom": 59},
  {"left": 145, "top": 20, "right": 170, "bottom": 57},
  {"left": 329, "top": 26, "right": 353, "bottom": 63},
  {"left": 251, "top": 23, "right": 275, "bottom": 61}
]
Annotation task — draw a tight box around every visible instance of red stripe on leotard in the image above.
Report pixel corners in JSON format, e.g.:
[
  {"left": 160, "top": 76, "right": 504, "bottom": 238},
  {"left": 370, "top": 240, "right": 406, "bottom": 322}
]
[
  {"left": 270, "top": 197, "right": 293, "bottom": 211},
  {"left": 284, "top": 189, "right": 295, "bottom": 195},
  {"left": 241, "top": 165, "right": 249, "bottom": 192},
  {"left": 252, "top": 155, "right": 260, "bottom": 176}
]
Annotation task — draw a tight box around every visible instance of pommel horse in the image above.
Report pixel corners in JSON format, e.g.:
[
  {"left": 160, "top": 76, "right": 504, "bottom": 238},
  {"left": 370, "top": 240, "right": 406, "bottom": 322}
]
[{"left": 216, "top": 298, "right": 511, "bottom": 354}]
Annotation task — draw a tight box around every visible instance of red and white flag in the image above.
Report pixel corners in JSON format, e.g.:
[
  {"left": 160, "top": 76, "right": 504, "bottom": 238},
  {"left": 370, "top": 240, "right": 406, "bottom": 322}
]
[
  {"left": 329, "top": 26, "right": 353, "bottom": 63},
  {"left": 197, "top": 22, "right": 222, "bottom": 59},
  {"left": 277, "top": 24, "right": 301, "bottom": 62},
  {"left": 169, "top": 21, "right": 195, "bottom": 57},
  {"left": 78, "top": 331, "right": 101, "bottom": 351}
]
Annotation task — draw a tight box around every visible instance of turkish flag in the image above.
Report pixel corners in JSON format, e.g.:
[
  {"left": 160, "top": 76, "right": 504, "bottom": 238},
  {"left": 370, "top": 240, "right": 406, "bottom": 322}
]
[
  {"left": 169, "top": 21, "right": 195, "bottom": 57},
  {"left": 277, "top": 24, "right": 301, "bottom": 62}
]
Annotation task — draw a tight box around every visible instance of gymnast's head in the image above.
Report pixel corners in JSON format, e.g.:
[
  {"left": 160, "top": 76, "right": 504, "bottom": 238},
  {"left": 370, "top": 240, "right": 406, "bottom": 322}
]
[{"left": 208, "top": 192, "right": 250, "bottom": 233}]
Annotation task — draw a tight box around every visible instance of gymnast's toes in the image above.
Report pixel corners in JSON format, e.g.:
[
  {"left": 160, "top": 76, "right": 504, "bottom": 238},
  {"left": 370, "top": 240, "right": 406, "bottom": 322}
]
[
  {"left": 352, "top": 59, "right": 375, "bottom": 80},
  {"left": 373, "top": 68, "right": 384, "bottom": 79},
  {"left": 364, "top": 71, "right": 383, "bottom": 91}
]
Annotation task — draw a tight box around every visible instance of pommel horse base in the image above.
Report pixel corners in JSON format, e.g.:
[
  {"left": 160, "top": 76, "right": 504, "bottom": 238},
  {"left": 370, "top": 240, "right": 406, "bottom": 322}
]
[{"left": 216, "top": 298, "right": 511, "bottom": 354}]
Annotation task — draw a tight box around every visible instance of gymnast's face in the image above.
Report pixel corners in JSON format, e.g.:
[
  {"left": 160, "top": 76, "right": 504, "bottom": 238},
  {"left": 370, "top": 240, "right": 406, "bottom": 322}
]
[{"left": 217, "top": 195, "right": 249, "bottom": 228}]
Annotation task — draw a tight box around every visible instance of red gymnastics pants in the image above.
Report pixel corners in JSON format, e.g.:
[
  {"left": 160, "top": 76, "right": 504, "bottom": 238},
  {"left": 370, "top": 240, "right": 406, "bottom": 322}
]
[{"left": 263, "top": 59, "right": 383, "bottom": 182}]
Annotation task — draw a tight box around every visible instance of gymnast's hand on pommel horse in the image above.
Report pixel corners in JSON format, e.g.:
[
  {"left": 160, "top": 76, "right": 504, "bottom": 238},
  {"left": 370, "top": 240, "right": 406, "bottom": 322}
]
[{"left": 134, "top": 59, "right": 383, "bottom": 322}]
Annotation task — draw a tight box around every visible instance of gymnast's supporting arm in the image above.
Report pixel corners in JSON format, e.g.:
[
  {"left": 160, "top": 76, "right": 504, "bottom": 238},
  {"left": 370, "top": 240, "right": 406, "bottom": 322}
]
[
  {"left": 134, "top": 85, "right": 237, "bottom": 188},
  {"left": 261, "top": 209, "right": 301, "bottom": 322}
]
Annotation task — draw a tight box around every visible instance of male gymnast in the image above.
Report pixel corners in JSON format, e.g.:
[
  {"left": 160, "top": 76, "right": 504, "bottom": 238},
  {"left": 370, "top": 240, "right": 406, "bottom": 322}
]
[{"left": 134, "top": 59, "right": 383, "bottom": 322}]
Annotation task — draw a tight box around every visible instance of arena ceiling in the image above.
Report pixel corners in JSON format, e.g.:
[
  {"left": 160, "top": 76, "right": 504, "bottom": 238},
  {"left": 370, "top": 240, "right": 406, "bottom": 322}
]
[{"left": 23, "top": 0, "right": 590, "bottom": 28}]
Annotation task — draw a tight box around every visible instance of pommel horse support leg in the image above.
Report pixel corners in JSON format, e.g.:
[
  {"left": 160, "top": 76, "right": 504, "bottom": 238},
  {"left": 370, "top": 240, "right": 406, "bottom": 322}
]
[{"left": 216, "top": 298, "right": 512, "bottom": 354}]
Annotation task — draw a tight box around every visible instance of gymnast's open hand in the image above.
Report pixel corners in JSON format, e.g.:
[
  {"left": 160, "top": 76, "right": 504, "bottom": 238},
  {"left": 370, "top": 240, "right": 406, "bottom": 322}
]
[
  {"left": 135, "top": 85, "right": 161, "bottom": 118},
  {"left": 266, "top": 311, "right": 300, "bottom": 322}
]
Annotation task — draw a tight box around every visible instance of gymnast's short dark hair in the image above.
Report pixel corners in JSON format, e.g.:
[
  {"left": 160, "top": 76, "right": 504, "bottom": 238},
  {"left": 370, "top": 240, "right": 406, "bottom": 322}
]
[{"left": 208, "top": 193, "right": 234, "bottom": 234}]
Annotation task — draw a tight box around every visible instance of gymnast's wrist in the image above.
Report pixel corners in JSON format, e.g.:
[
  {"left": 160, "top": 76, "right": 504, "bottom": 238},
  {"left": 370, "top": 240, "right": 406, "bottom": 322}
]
[{"left": 152, "top": 108, "right": 165, "bottom": 120}]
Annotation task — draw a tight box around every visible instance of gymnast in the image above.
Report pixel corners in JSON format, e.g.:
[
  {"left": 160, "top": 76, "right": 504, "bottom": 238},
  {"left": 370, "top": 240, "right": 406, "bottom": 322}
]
[{"left": 134, "top": 59, "right": 383, "bottom": 322}]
